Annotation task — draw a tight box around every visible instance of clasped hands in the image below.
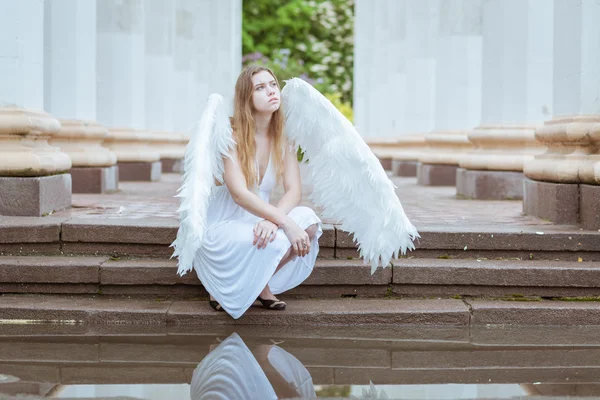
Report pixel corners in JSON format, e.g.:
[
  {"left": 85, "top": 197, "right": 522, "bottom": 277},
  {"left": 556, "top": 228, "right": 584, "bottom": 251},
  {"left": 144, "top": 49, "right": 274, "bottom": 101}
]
[{"left": 253, "top": 218, "right": 311, "bottom": 257}]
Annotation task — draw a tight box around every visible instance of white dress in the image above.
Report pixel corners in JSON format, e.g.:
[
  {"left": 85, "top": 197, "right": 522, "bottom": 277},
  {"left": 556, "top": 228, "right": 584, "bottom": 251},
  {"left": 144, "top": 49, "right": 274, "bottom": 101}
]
[{"left": 193, "top": 153, "right": 323, "bottom": 319}]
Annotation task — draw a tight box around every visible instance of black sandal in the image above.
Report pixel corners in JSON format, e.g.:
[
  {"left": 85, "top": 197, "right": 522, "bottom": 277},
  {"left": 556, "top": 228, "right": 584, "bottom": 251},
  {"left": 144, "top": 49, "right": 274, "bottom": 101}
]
[
  {"left": 209, "top": 300, "right": 224, "bottom": 312},
  {"left": 257, "top": 296, "right": 286, "bottom": 310}
]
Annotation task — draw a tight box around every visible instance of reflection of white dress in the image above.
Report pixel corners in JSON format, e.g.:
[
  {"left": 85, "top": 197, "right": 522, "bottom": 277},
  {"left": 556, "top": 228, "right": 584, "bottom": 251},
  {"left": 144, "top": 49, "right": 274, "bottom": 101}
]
[
  {"left": 190, "top": 333, "right": 316, "bottom": 400},
  {"left": 190, "top": 333, "right": 277, "bottom": 400},
  {"left": 193, "top": 153, "right": 322, "bottom": 319}
]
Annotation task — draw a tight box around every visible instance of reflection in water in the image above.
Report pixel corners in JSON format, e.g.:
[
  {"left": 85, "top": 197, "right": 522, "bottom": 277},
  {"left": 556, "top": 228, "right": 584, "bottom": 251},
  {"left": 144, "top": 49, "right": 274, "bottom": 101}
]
[
  {"left": 2, "top": 325, "right": 600, "bottom": 399},
  {"left": 190, "top": 333, "right": 316, "bottom": 400}
]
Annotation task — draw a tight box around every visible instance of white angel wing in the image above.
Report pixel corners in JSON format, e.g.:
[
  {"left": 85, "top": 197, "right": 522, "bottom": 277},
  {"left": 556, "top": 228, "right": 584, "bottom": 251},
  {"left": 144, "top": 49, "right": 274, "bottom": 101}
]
[
  {"left": 171, "top": 94, "right": 235, "bottom": 276},
  {"left": 281, "top": 78, "right": 419, "bottom": 274}
]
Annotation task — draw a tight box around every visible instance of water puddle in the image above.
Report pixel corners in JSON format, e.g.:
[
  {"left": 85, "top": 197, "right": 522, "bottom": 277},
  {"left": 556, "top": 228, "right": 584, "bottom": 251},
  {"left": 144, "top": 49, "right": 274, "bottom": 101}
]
[{"left": 0, "top": 324, "right": 599, "bottom": 399}]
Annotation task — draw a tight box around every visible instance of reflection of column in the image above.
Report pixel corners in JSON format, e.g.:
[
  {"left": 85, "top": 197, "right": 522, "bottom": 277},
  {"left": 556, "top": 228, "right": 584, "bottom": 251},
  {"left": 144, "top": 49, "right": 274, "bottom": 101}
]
[
  {"left": 45, "top": 0, "right": 118, "bottom": 194},
  {"left": 97, "top": 0, "right": 161, "bottom": 181},
  {"left": 523, "top": 0, "right": 600, "bottom": 229},
  {"left": 417, "top": 0, "right": 481, "bottom": 186},
  {"left": 457, "top": 0, "right": 551, "bottom": 199},
  {"left": 0, "top": 0, "right": 72, "bottom": 216}
]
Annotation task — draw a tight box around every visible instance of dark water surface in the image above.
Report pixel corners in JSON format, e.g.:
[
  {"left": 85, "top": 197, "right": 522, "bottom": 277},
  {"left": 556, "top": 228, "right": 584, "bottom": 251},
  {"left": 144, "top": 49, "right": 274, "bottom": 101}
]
[{"left": 0, "top": 323, "right": 599, "bottom": 399}]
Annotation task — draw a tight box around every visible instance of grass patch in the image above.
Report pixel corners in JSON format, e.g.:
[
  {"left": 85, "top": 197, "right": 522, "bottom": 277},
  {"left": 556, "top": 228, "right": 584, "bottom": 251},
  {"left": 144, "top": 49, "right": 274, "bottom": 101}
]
[
  {"left": 548, "top": 296, "right": 600, "bottom": 302},
  {"left": 437, "top": 255, "right": 451, "bottom": 259},
  {"left": 451, "top": 294, "right": 463, "bottom": 300}
]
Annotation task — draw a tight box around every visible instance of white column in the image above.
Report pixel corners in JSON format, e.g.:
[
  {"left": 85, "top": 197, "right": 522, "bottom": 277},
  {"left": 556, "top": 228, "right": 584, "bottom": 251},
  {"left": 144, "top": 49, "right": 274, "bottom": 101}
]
[
  {"left": 172, "top": 0, "right": 195, "bottom": 133},
  {"left": 353, "top": 0, "right": 374, "bottom": 136},
  {"left": 0, "top": 0, "right": 45, "bottom": 110},
  {"left": 44, "top": 0, "right": 97, "bottom": 121},
  {"left": 44, "top": 0, "right": 117, "bottom": 177},
  {"left": 0, "top": 0, "right": 71, "bottom": 215},
  {"left": 144, "top": 0, "right": 175, "bottom": 132},
  {"left": 210, "top": 0, "right": 242, "bottom": 99},
  {"left": 355, "top": 0, "right": 408, "bottom": 139},
  {"left": 96, "top": 0, "right": 145, "bottom": 129},
  {"left": 524, "top": 0, "right": 600, "bottom": 185},
  {"left": 418, "top": 0, "right": 481, "bottom": 174},
  {"left": 434, "top": 0, "right": 482, "bottom": 132},
  {"left": 461, "top": 0, "right": 553, "bottom": 173},
  {"left": 404, "top": 0, "right": 439, "bottom": 133}
]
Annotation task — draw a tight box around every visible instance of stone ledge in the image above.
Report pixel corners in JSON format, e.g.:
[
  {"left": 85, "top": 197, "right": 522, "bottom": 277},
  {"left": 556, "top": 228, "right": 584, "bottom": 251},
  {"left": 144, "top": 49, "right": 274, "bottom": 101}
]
[
  {"left": 335, "top": 226, "right": 600, "bottom": 251},
  {"left": 0, "top": 256, "right": 107, "bottom": 283},
  {"left": 61, "top": 217, "right": 179, "bottom": 244},
  {"left": 392, "top": 258, "right": 600, "bottom": 287},
  {"left": 0, "top": 217, "right": 67, "bottom": 243},
  {"left": 469, "top": 300, "right": 600, "bottom": 326}
]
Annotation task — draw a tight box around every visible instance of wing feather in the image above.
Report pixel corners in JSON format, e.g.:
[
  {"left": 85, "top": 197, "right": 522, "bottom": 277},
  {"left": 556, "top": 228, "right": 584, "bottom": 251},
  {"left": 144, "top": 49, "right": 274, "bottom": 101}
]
[
  {"left": 171, "top": 94, "right": 234, "bottom": 276},
  {"left": 281, "top": 78, "right": 419, "bottom": 274}
]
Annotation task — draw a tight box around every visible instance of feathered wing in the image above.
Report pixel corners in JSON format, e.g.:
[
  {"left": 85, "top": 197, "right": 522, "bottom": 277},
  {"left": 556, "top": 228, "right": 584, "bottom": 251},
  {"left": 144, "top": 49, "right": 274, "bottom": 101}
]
[
  {"left": 171, "top": 94, "right": 235, "bottom": 276},
  {"left": 281, "top": 78, "right": 419, "bottom": 274}
]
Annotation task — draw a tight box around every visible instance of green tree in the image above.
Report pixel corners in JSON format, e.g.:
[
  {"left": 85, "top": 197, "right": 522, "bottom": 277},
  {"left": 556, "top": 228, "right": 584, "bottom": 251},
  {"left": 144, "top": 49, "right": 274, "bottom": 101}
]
[{"left": 243, "top": 0, "right": 354, "bottom": 105}]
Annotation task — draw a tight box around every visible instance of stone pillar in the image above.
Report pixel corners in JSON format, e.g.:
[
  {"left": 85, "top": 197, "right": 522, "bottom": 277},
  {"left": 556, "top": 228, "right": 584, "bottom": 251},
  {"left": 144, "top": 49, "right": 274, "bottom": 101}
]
[
  {"left": 392, "top": 1, "right": 440, "bottom": 178},
  {"left": 457, "top": 0, "right": 552, "bottom": 199},
  {"left": 172, "top": 0, "right": 195, "bottom": 134},
  {"left": 417, "top": 0, "right": 481, "bottom": 186},
  {"left": 523, "top": 0, "right": 600, "bottom": 229},
  {"left": 97, "top": 0, "right": 161, "bottom": 181},
  {"left": 44, "top": 0, "right": 118, "bottom": 194},
  {"left": 0, "top": 0, "right": 72, "bottom": 216},
  {"left": 144, "top": 0, "right": 184, "bottom": 173}
]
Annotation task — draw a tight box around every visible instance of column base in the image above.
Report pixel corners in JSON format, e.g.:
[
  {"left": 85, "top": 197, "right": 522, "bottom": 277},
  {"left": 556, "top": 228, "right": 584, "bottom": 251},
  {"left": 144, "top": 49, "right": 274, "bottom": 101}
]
[
  {"left": 117, "top": 161, "right": 162, "bottom": 182},
  {"left": 523, "top": 179, "right": 578, "bottom": 225},
  {"left": 392, "top": 160, "right": 418, "bottom": 177},
  {"left": 417, "top": 163, "right": 457, "bottom": 186},
  {"left": 71, "top": 166, "right": 119, "bottom": 194},
  {"left": 456, "top": 169, "right": 525, "bottom": 200},
  {"left": 0, "top": 174, "right": 72, "bottom": 216},
  {"left": 161, "top": 158, "right": 183, "bottom": 173},
  {"left": 378, "top": 157, "right": 392, "bottom": 171}
]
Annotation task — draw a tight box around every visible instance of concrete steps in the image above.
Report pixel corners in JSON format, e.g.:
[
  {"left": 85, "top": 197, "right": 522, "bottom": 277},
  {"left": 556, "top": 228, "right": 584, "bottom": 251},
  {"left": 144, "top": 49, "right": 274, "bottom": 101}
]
[
  {"left": 1, "top": 256, "right": 600, "bottom": 299},
  {"left": 2, "top": 216, "right": 600, "bottom": 261},
  {"left": 0, "top": 294, "right": 600, "bottom": 326}
]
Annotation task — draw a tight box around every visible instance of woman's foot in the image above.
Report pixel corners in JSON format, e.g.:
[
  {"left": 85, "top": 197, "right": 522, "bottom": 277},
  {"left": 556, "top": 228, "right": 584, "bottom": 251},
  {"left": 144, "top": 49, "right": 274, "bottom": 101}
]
[
  {"left": 209, "top": 297, "right": 224, "bottom": 312},
  {"left": 257, "top": 296, "right": 286, "bottom": 310}
]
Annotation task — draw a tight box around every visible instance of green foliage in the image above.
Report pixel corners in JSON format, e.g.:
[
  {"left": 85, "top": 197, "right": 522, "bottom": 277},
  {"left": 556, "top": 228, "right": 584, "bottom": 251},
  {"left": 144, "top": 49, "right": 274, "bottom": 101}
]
[{"left": 242, "top": 0, "right": 355, "bottom": 104}]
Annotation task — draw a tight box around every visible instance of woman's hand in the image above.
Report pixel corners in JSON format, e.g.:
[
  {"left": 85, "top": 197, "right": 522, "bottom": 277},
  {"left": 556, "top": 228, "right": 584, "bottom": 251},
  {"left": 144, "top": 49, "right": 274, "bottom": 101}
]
[
  {"left": 254, "top": 219, "right": 279, "bottom": 249},
  {"left": 282, "top": 219, "right": 310, "bottom": 257}
]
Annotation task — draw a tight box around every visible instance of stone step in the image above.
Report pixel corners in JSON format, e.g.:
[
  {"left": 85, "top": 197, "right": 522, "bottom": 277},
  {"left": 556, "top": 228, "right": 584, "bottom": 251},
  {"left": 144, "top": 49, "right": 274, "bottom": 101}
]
[
  {"left": 1, "top": 256, "right": 600, "bottom": 298},
  {"left": 0, "top": 294, "right": 599, "bottom": 326},
  {"left": 2, "top": 216, "right": 600, "bottom": 261}
]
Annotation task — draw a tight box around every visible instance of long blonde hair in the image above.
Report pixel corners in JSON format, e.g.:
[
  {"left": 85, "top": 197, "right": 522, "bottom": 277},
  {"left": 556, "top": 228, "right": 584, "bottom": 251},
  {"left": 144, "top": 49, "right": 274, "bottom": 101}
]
[{"left": 232, "top": 65, "right": 284, "bottom": 189}]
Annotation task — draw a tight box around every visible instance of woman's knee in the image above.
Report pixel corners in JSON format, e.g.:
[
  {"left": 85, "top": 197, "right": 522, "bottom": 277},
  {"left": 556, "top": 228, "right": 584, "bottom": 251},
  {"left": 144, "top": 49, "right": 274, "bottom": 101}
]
[{"left": 305, "top": 223, "right": 318, "bottom": 240}]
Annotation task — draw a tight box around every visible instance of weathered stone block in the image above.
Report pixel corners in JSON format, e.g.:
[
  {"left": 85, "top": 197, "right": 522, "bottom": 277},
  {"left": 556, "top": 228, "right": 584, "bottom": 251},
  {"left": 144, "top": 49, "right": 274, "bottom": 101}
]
[
  {"left": 456, "top": 168, "right": 525, "bottom": 200},
  {"left": 117, "top": 161, "right": 162, "bottom": 181},
  {"left": 523, "top": 179, "right": 579, "bottom": 224},
  {"left": 417, "top": 163, "right": 457, "bottom": 186},
  {"left": 0, "top": 174, "right": 71, "bottom": 216},
  {"left": 392, "top": 160, "right": 418, "bottom": 177},
  {"left": 71, "top": 165, "right": 118, "bottom": 193}
]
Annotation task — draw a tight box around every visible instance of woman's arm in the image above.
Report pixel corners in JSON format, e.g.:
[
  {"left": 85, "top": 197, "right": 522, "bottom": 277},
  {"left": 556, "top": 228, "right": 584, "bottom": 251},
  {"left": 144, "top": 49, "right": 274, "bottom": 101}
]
[
  {"left": 223, "top": 153, "right": 291, "bottom": 228},
  {"left": 274, "top": 145, "right": 302, "bottom": 214},
  {"left": 224, "top": 151, "right": 310, "bottom": 256}
]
